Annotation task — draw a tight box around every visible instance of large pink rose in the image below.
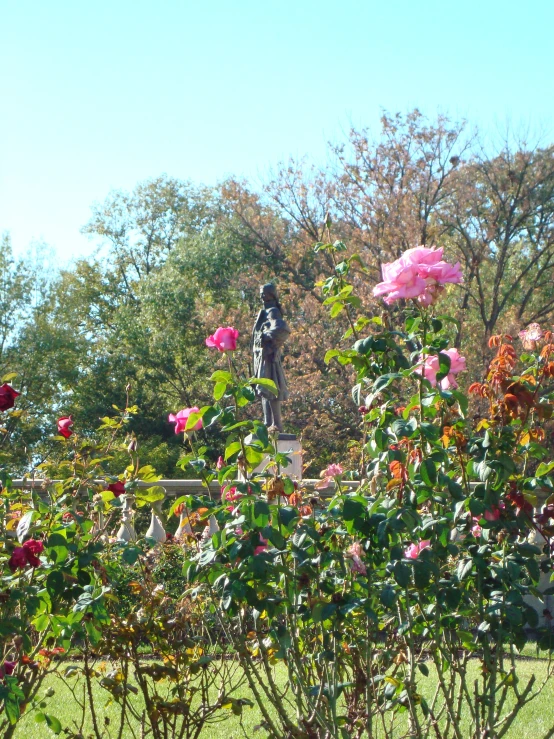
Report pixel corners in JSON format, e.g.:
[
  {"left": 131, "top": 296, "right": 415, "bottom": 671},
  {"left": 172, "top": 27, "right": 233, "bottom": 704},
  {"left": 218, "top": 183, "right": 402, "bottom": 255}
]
[
  {"left": 420, "top": 261, "right": 463, "bottom": 284},
  {"left": 205, "top": 327, "right": 239, "bottom": 352},
  {"left": 0, "top": 384, "right": 19, "bottom": 412},
  {"left": 373, "top": 259, "right": 428, "bottom": 304},
  {"left": 373, "top": 246, "right": 463, "bottom": 305},
  {"left": 402, "top": 246, "right": 444, "bottom": 266},
  {"left": 168, "top": 407, "right": 202, "bottom": 434}
]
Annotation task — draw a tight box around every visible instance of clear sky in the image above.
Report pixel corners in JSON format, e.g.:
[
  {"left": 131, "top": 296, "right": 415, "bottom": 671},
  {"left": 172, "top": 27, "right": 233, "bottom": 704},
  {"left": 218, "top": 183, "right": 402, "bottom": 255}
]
[{"left": 1, "top": 0, "right": 553, "bottom": 265}]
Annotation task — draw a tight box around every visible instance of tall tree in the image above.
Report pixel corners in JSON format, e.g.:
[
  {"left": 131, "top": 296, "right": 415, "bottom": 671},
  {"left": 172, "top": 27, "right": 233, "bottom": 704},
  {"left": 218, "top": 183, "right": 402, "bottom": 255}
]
[{"left": 445, "top": 140, "right": 554, "bottom": 340}]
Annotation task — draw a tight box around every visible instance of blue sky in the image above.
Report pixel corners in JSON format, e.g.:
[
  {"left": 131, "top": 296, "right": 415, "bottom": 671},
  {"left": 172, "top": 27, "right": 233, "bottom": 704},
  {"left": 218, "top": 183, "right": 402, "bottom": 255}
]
[{"left": 1, "top": 0, "right": 553, "bottom": 264}]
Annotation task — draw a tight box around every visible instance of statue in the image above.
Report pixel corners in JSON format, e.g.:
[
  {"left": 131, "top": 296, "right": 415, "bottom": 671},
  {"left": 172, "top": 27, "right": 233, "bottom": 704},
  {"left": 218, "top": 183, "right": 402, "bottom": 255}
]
[{"left": 252, "top": 283, "right": 290, "bottom": 433}]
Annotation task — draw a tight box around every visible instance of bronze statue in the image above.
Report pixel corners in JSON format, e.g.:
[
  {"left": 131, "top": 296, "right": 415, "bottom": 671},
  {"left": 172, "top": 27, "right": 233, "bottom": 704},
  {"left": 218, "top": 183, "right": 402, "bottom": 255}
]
[{"left": 252, "top": 283, "right": 290, "bottom": 432}]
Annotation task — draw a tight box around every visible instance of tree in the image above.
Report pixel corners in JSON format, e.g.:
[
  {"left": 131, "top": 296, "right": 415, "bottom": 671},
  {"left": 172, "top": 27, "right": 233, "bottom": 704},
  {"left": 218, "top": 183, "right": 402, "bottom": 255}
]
[
  {"left": 83, "top": 175, "right": 216, "bottom": 297},
  {"left": 445, "top": 139, "right": 554, "bottom": 342}
]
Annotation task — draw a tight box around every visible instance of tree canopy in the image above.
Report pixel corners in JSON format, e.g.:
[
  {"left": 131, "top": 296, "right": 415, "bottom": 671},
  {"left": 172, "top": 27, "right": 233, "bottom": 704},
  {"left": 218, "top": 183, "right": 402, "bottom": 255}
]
[{"left": 4, "top": 110, "right": 554, "bottom": 475}]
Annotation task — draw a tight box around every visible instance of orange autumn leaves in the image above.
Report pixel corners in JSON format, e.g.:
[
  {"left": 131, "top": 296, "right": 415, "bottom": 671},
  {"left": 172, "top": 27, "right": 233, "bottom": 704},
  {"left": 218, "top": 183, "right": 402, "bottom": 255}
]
[{"left": 469, "top": 331, "right": 554, "bottom": 426}]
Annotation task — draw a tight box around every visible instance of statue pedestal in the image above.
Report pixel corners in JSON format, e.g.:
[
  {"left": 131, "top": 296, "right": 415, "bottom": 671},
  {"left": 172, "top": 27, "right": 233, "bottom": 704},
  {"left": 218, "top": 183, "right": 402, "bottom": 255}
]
[{"left": 252, "top": 435, "right": 303, "bottom": 480}]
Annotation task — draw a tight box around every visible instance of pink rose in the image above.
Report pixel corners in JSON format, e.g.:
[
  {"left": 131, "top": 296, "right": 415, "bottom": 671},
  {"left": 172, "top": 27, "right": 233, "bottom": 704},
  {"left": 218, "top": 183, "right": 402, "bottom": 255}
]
[
  {"left": 419, "top": 261, "right": 463, "bottom": 284},
  {"left": 315, "top": 463, "right": 344, "bottom": 490},
  {"left": 57, "top": 416, "right": 74, "bottom": 439},
  {"left": 216, "top": 456, "right": 225, "bottom": 470},
  {"left": 373, "top": 246, "right": 463, "bottom": 305},
  {"left": 402, "top": 246, "right": 445, "bottom": 266},
  {"left": 373, "top": 259, "right": 428, "bottom": 305},
  {"left": 404, "top": 540, "right": 430, "bottom": 559},
  {"left": 107, "top": 481, "right": 126, "bottom": 497},
  {"left": 471, "top": 523, "right": 482, "bottom": 538},
  {"left": 205, "top": 327, "right": 239, "bottom": 352},
  {"left": 168, "top": 407, "right": 202, "bottom": 434},
  {"left": 221, "top": 486, "right": 242, "bottom": 503},
  {"left": 0, "top": 384, "right": 19, "bottom": 412},
  {"left": 415, "top": 348, "right": 466, "bottom": 390}
]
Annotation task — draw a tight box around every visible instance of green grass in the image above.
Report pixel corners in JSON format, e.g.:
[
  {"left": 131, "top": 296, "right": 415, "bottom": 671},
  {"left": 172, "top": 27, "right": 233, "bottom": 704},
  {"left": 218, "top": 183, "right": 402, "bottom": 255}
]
[{"left": 12, "top": 657, "right": 554, "bottom": 738}]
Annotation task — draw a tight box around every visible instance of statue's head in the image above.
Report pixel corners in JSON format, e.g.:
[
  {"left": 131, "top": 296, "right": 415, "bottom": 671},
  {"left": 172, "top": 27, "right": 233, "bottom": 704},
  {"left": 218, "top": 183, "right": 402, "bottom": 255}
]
[{"left": 260, "top": 283, "right": 278, "bottom": 306}]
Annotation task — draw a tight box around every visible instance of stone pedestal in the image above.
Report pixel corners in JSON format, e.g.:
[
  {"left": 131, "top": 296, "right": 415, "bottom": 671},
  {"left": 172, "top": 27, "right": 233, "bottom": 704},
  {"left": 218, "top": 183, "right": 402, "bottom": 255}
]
[{"left": 252, "top": 435, "right": 303, "bottom": 480}]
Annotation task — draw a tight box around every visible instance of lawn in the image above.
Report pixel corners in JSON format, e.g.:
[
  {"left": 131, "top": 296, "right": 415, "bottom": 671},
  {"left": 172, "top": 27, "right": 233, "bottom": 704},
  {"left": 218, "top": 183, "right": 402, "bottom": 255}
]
[{"left": 13, "top": 656, "right": 554, "bottom": 738}]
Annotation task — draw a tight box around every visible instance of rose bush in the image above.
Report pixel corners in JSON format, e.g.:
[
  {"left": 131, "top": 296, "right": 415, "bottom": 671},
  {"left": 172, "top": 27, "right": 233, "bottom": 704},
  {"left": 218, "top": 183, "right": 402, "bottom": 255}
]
[{"left": 171, "top": 242, "right": 554, "bottom": 738}]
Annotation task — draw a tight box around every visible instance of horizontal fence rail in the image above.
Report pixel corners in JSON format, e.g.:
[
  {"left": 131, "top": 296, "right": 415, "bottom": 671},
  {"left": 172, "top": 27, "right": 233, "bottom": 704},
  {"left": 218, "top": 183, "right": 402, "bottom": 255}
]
[{"left": 10, "top": 478, "right": 361, "bottom": 497}]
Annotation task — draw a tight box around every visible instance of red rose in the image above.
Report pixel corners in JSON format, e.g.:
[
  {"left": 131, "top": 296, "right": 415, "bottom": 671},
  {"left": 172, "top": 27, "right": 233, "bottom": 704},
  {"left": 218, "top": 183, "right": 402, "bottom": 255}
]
[
  {"left": 8, "top": 547, "right": 28, "bottom": 572},
  {"left": 107, "top": 481, "right": 126, "bottom": 497},
  {"left": 22, "top": 539, "right": 44, "bottom": 568},
  {"left": 0, "top": 384, "right": 19, "bottom": 412},
  {"left": 57, "top": 416, "right": 74, "bottom": 438}
]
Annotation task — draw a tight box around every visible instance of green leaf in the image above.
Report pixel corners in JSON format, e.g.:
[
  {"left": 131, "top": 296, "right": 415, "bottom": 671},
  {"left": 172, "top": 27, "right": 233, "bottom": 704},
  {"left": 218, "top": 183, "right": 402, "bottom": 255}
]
[
  {"left": 330, "top": 301, "right": 345, "bottom": 318},
  {"left": 214, "top": 382, "right": 227, "bottom": 401},
  {"left": 435, "top": 352, "right": 451, "bottom": 383},
  {"left": 374, "top": 428, "right": 387, "bottom": 451},
  {"left": 324, "top": 349, "right": 341, "bottom": 364},
  {"left": 225, "top": 441, "right": 243, "bottom": 460},
  {"left": 393, "top": 561, "right": 411, "bottom": 587},
  {"left": 201, "top": 406, "right": 221, "bottom": 427},
  {"left": 246, "top": 378, "right": 278, "bottom": 396},
  {"left": 420, "top": 459, "right": 437, "bottom": 487},
  {"left": 264, "top": 526, "right": 286, "bottom": 549},
  {"left": 343, "top": 499, "right": 365, "bottom": 521},
  {"left": 277, "top": 506, "right": 298, "bottom": 531},
  {"left": 536, "top": 461, "right": 554, "bottom": 477},
  {"left": 253, "top": 500, "right": 270, "bottom": 526},
  {"left": 45, "top": 714, "right": 62, "bottom": 734},
  {"left": 457, "top": 558, "right": 473, "bottom": 581},
  {"left": 121, "top": 546, "right": 141, "bottom": 565},
  {"left": 16, "top": 510, "right": 35, "bottom": 542},
  {"left": 380, "top": 584, "right": 397, "bottom": 608},
  {"left": 391, "top": 418, "right": 417, "bottom": 439},
  {"left": 32, "top": 613, "right": 50, "bottom": 632},
  {"left": 135, "top": 485, "right": 165, "bottom": 507},
  {"left": 323, "top": 285, "right": 353, "bottom": 304},
  {"left": 210, "top": 370, "right": 233, "bottom": 383},
  {"left": 245, "top": 447, "right": 263, "bottom": 466}
]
